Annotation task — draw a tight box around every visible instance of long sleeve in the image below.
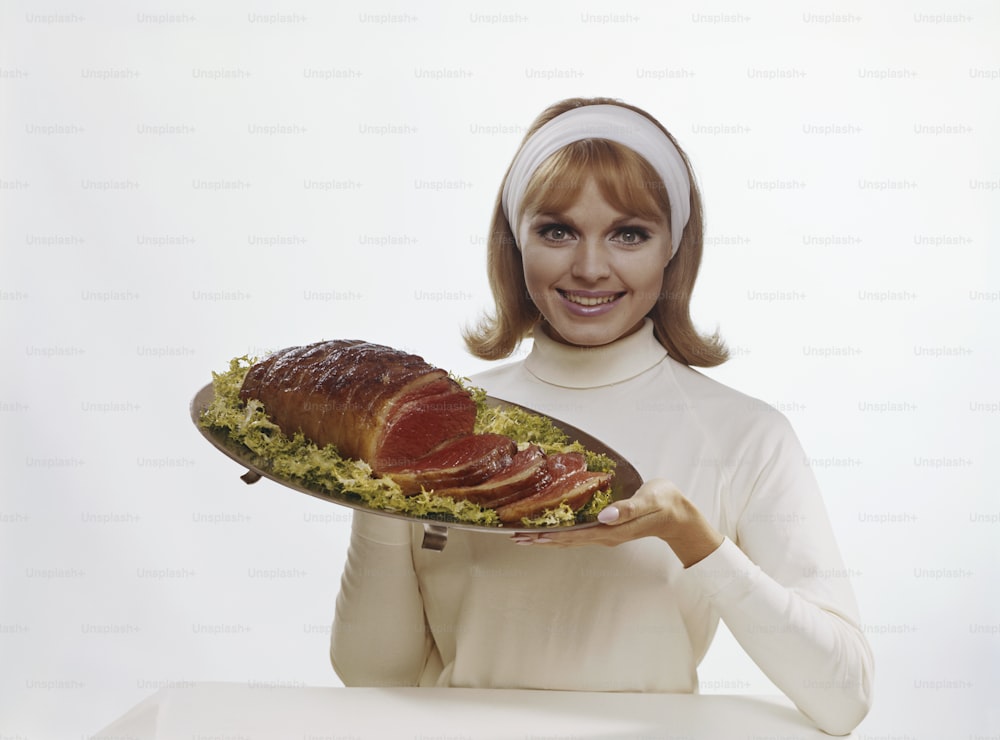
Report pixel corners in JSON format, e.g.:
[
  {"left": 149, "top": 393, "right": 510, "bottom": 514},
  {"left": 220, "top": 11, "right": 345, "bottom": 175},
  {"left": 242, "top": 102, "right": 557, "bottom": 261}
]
[
  {"left": 683, "top": 539, "right": 873, "bottom": 735},
  {"left": 329, "top": 512, "right": 431, "bottom": 686},
  {"left": 681, "top": 411, "right": 874, "bottom": 735}
]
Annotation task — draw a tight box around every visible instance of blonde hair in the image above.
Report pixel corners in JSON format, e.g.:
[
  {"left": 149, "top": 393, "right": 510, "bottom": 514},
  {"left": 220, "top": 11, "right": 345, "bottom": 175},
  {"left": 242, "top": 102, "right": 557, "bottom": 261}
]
[{"left": 464, "top": 97, "right": 728, "bottom": 367}]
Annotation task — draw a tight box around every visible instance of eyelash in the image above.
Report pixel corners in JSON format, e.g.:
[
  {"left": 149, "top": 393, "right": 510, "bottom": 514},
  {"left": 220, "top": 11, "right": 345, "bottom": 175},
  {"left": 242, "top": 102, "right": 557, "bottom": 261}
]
[{"left": 536, "top": 223, "right": 651, "bottom": 245}]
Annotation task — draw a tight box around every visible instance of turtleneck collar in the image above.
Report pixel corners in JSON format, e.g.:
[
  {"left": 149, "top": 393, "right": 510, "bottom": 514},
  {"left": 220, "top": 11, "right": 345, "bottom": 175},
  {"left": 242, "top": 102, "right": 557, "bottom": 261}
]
[{"left": 523, "top": 319, "right": 669, "bottom": 389}]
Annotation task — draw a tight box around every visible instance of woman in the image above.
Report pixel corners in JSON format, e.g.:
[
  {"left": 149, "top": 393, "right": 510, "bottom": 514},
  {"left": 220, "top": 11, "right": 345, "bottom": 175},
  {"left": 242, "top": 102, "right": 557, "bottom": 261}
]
[{"left": 331, "top": 97, "right": 874, "bottom": 735}]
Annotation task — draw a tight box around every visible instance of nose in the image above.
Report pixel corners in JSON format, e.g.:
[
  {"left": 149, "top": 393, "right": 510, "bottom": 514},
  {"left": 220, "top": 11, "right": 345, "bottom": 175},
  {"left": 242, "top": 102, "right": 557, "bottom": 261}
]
[{"left": 570, "top": 238, "right": 612, "bottom": 283}]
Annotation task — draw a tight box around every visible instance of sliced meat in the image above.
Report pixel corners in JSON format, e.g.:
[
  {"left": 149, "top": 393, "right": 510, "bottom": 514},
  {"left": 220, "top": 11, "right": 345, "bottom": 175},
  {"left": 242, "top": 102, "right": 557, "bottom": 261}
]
[
  {"left": 432, "top": 445, "right": 551, "bottom": 508},
  {"left": 495, "top": 469, "right": 613, "bottom": 525},
  {"left": 379, "top": 433, "right": 517, "bottom": 495},
  {"left": 373, "top": 379, "right": 478, "bottom": 470},
  {"left": 544, "top": 451, "right": 587, "bottom": 480}
]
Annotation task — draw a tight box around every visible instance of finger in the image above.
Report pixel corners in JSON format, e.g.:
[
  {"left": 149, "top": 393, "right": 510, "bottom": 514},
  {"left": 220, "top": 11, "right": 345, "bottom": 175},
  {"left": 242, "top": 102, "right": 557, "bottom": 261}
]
[
  {"left": 597, "top": 505, "right": 620, "bottom": 524},
  {"left": 598, "top": 498, "right": 638, "bottom": 526},
  {"left": 519, "top": 528, "right": 594, "bottom": 547},
  {"left": 509, "top": 532, "right": 554, "bottom": 545},
  {"left": 542, "top": 527, "right": 629, "bottom": 548}
]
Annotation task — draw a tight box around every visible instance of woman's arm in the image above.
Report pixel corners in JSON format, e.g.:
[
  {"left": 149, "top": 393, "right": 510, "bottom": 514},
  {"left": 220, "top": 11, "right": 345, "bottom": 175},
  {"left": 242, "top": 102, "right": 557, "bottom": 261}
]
[
  {"left": 682, "top": 535, "right": 873, "bottom": 736},
  {"left": 696, "top": 413, "right": 873, "bottom": 735},
  {"left": 330, "top": 512, "right": 432, "bottom": 686},
  {"left": 532, "top": 480, "right": 872, "bottom": 735},
  {"left": 528, "top": 412, "right": 874, "bottom": 735}
]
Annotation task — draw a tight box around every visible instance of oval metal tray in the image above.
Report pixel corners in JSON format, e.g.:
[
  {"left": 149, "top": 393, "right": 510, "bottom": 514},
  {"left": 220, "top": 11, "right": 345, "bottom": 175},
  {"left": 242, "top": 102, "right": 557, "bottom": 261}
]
[{"left": 190, "top": 383, "right": 643, "bottom": 550}]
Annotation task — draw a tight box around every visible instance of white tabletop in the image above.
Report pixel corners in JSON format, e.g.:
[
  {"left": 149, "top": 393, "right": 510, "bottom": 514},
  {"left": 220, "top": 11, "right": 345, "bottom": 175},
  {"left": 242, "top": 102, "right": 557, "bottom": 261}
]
[{"left": 92, "top": 682, "right": 842, "bottom": 740}]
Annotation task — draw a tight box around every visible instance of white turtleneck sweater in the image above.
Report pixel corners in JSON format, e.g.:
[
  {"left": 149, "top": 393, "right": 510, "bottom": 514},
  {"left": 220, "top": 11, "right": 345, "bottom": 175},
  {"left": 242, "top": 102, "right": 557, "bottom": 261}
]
[{"left": 330, "top": 320, "right": 874, "bottom": 735}]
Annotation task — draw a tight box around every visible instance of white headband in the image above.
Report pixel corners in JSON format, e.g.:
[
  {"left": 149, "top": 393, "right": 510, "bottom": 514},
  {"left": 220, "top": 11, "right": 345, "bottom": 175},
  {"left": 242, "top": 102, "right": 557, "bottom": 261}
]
[{"left": 501, "top": 104, "right": 691, "bottom": 257}]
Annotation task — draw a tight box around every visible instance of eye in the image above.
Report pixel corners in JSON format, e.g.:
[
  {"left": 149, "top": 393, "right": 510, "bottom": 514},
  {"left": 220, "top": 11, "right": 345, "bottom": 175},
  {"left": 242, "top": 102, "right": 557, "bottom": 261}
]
[
  {"left": 614, "top": 227, "right": 651, "bottom": 246},
  {"left": 537, "top": 224, "right": 574, "bottom": 243}
]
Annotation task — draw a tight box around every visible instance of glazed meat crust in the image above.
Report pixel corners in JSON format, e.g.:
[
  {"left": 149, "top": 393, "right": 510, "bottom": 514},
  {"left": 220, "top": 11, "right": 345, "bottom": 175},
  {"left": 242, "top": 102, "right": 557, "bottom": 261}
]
[{"left": 239, "top": 340, "right": 477, "bottom": 468}]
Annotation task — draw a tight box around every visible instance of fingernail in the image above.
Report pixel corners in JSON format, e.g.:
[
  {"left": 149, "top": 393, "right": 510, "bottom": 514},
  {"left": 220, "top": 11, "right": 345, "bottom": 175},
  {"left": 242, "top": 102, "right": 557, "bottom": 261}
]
[
  {"left": 534, "top": 536, "right": 553, "bottom": 544},
  {"left": 598, "top": 506, "right": 620, "bottom": 524}
]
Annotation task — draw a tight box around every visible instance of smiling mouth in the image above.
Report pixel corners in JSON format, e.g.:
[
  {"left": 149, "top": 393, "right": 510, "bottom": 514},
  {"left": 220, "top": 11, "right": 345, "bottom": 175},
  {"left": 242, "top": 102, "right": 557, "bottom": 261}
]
[{"left": 557, "top": 290, "right": 625, "bottom": 307}]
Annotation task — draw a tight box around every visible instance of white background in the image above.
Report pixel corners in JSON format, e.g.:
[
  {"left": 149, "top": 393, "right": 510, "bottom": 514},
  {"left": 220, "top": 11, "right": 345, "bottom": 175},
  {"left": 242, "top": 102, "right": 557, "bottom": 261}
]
[{"left": 1, "top": 1, "right": 998, "bottom": 737}]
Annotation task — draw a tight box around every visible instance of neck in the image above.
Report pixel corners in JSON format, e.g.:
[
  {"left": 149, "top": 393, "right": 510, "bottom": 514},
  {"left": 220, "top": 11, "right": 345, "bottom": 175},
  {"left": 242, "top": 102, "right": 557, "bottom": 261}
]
[{"left": 524, "top": 318, "right": 668, "bottom": 389}]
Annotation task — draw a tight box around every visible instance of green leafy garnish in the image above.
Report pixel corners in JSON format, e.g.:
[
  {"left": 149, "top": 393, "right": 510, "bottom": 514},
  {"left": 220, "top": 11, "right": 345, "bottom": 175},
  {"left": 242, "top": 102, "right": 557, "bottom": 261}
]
[{"left": 461, "top": 378, "right": 616, "bottom": 476}]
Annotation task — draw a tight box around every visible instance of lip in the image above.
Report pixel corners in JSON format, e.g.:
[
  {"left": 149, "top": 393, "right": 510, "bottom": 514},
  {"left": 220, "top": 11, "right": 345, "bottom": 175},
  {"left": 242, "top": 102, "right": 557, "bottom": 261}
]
[{"left": 557, "top": 289, "right": 625, "bottom": 316}]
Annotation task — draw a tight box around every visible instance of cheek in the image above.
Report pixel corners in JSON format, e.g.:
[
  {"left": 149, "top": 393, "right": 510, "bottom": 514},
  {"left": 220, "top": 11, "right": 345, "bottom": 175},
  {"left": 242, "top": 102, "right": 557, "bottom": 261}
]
[
  {"left": 630, "top": 252, "right": 670, "bottom": 306},
  {"left": 521, "top": 247, "right": 561, "bottom": 293}
]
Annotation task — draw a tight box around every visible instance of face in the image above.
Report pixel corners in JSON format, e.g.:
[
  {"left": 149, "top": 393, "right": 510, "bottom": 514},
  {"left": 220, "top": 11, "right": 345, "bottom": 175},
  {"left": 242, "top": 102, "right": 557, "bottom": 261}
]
[{"left": 519, "top": 178, "right": 672, "bottom": 347}]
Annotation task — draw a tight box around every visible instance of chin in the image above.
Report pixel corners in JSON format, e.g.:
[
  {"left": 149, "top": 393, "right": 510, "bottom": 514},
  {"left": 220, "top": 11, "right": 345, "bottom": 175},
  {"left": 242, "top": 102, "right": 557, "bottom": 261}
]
[{"left": 546, "top": 322, "right": 626, "bottom": 348}]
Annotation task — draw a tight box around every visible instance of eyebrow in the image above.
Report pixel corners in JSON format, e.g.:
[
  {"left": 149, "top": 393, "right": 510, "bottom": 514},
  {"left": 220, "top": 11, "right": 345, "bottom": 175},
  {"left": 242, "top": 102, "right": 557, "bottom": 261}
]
[{"left": 530, "top": 211, "right": 663, "bottom": 228}]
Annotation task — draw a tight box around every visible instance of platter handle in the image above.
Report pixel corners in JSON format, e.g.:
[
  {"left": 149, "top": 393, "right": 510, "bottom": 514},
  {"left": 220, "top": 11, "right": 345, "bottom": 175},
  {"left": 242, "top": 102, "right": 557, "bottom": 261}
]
[{"left": 421, "top": 524, "right": 449, "bottom": 551}]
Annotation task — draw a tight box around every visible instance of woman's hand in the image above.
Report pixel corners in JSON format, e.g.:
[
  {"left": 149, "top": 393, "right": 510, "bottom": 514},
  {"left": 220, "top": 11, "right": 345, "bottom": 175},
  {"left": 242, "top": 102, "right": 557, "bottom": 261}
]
[{"left": 510, "top": 478, "right": 724, "bottom": 567}]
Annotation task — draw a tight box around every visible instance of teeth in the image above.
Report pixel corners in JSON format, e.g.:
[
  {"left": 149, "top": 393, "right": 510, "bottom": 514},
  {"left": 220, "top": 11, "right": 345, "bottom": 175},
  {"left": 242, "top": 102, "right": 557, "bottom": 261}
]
[{"left": 564, "top": 292, "right": 618, "bottom": 306}]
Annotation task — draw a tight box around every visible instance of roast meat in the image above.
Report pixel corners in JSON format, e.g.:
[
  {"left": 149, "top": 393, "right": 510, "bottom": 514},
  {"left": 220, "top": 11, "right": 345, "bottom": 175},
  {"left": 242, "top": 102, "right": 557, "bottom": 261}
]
[
  {"left": 239, "top": 340, "right": 476, "bottom": 470},
  {"left": 377, "top": 433, "right": 517, "bottom": 495},
  {"left": 238, "top": 339, "right": 612, "bottom": 523},
  {"left": 432, "top": 444, "right": 552, "bottom": 508}
]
